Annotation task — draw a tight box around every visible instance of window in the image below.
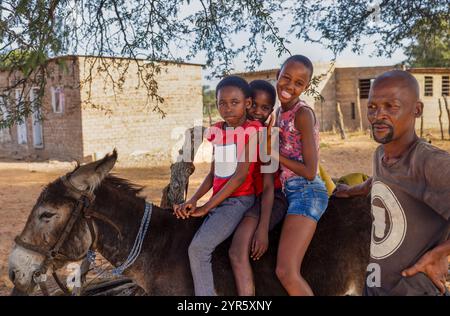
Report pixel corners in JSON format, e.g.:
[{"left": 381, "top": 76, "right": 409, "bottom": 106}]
[
  {"left": 0, "top": 96, "right": 11, "bottom": 142},
  {"left": 15, "top": 89, "right": 27, "bottom": 144},
  {"left": 442, "top": 76, "right": 449, "bottom": 96},
  {"left": 424, "top": 76, "right": 433, "bottom": 96},
  {"left": 0, "top": 96, "right": 7, "bottom": 122},
  {"left": 351, "top": 102, "right": 356, "bottom": 120},
  {"left": 51, "top": 86, "right": 64, "bottom": 113},
  {"left": 30, "top": 88, "right": 43, "bottom": 148},
  {"left": 358, "top": 79, "right": 373, "bottom": 98}
]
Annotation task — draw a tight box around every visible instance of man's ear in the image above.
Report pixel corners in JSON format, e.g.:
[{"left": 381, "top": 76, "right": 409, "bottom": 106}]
[{"left": 414, "top": 101, "right": 424, "bottom": 118}]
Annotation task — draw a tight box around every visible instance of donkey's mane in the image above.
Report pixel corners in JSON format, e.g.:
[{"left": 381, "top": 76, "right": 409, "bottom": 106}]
[
  {"left": 38, "top": 172, "right": 145, "bottom": 207},
  {"left": 97, "top": 174, "right": 145, "bottom": 198}
]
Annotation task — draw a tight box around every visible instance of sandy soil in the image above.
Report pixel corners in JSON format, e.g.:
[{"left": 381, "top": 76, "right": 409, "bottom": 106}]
[{"left": 1, "top": 132, "right": 449, "bottom": 295}]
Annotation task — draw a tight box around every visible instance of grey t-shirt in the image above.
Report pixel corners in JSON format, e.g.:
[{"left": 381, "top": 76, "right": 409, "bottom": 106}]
[{"left": 365, "top": 139, "right": 450, "bottom": 296}]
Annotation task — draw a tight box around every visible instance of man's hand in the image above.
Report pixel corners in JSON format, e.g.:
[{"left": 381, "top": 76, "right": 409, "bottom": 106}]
[
  {"left": 173, "top": 199, "right": 197, "bottom": 219},
  {"left": 332, "top": 183, "right": 353, "bottom": 198},
  {"left": 402, "top": 248, "right": 449, "bottom": 294},
  {"left": 251, "top": 227, "right": 269, "bottom": 260}
]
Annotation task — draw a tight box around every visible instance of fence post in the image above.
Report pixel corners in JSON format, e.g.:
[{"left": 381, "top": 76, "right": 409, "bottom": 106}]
[
  {"left": 356, "top": 88, "right": 363, "bottom": 132},
  {"left": 438, "top": 98, "right": 444, "bottom": 140},
  {"left": 336, "top": 102, "right": 346, "bottom": 140},
  {"left": 443, "top": 96, "right": 450, "bottom": 138}
]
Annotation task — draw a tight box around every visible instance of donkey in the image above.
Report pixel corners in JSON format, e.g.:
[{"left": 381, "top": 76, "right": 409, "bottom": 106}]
[{"left": 8, "top": 151, "right": 372, "bottom": 295}]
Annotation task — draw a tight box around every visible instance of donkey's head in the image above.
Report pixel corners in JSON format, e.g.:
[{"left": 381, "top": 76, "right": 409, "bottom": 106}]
[{"left": 8, "top": 150, "right": 117, "bottom": 293}]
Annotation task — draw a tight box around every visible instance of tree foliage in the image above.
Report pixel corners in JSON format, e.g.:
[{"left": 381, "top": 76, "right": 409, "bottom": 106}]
[
  {"left": 404, "top": 19, "right": 450, "bottom": 67},
  {"left": 0, "top": 0, "right": 448, "bottom": 127}
]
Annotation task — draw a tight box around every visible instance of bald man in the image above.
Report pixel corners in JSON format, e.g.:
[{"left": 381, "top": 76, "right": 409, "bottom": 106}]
[{"left": 334, "top": 70, "right": 450, "bottom": 296}]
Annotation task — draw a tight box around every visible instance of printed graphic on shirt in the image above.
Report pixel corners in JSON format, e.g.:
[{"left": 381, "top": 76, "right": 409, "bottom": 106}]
[
  {"left": 214, "top": 143, "right": 237, "bottom": 178},
  {"left": 370, "top": 181, "right": 408, "bottom": 260}
]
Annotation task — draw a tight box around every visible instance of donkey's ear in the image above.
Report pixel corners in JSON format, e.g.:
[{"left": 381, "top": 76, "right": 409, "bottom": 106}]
[{"left": 69, "top": 149, "right": 118, "bottom": 192}]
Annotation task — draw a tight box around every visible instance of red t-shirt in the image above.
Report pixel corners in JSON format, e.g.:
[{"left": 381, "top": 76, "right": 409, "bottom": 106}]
[{"left": 206, "top": 120, "right": 262, "bottom": 197}]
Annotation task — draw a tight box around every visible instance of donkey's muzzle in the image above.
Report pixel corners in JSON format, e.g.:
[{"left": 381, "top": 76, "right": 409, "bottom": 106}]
[{"left": 10, "top": 286, "right": 28, "bottom": 296}]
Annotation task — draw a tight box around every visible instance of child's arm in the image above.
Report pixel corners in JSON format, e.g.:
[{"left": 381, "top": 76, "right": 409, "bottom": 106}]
[
  {"left": 278, "top": 107, "right": 318, "bottom": 180},
  {"left": 173, "top": 160, "right": 214, "bottom": 219},
  {"left": 189, "top": 140, "right": 254, "bottom": 217},
  {"left": 251, "top": 172, "right": 275, "bottom": 260}
]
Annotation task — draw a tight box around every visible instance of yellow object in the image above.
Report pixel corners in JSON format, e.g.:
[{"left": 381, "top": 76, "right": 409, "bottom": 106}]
[
  {"left": 319, "top": 164, "right": 336, "bottom": 196},
  {"left": 337, "top": 173, "right": 369, "bottom": 186}
]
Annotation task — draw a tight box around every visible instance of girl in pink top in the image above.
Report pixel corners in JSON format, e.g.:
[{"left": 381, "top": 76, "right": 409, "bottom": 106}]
[{"left": 274, "top": 55, "right": 328, "bottom": 296}]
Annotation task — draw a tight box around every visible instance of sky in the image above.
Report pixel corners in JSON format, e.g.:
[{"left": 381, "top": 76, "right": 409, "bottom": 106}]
[
  {"left": 198, "top": 34, "right": 407, "bottom": 87},
  {"left": 188, "top": 0, "right": 408, "bottom": 87}
]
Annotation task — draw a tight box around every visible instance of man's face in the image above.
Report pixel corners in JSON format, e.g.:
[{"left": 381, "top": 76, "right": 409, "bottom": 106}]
[{"left": 367, "top": 81, "right": 421, "bottom": 144}]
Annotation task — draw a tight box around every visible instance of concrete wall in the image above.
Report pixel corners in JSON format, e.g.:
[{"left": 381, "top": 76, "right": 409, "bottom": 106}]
[
  {"left": 413, "top": 73, "right": 450, "bottom": 130},
  {"left": 334, "top": 66, "right": 394, "bottom": 131}
]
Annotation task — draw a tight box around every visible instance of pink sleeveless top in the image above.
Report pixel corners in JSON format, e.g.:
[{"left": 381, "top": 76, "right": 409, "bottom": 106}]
[{"left": 277, "top": 100, "right": 320, "bottom": 185}]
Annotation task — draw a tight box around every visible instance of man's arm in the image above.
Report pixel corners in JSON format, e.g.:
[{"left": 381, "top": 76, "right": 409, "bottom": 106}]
[{"left": 333, "top": 177, "right": 373, "bottom": 198}]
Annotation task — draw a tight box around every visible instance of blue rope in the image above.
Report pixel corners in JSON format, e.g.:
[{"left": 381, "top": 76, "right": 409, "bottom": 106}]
[
  {"left": 112, "top": 202, "right": 153, "bottom": 276},
  {"left": 87, "top": 250, "right": 96, "bottom": 263}
]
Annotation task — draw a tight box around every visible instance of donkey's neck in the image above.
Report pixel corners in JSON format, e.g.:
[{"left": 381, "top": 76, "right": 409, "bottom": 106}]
[
  {"left": 87, "top": 176, "right": 204, "bottom": 294},
  {"left": 90, "top": 180, "right": 146, "bottom": 267}
]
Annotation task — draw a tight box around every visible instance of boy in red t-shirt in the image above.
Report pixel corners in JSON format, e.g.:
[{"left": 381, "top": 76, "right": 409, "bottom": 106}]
[
  {"left": 229, "top": 80, "right": 287, "bottom": 296},
  {"left": 173, "top": 76, "right": 261, "bottom": 296}
]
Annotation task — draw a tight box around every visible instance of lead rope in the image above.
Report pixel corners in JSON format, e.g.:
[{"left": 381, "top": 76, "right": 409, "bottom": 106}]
[{"left": 112, "top": 202, "right": 152, "bottom": 276}]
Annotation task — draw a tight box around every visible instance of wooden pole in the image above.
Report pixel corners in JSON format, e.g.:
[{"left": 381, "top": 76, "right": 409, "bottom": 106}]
[
  {"left": 356, "top": 88, "right": 363, "bottom": 132},
  {"left": 336, "top": 102, "right": 346, "bottom": 140},
  {"left": 438, "top": 98, "right": 444, "bottom": 140},
  {"left": 160, "top": 126, "right": 205, "bottom": 209},
  {"left": 443, "top": 96, "right": 450, "bottom": 138}
]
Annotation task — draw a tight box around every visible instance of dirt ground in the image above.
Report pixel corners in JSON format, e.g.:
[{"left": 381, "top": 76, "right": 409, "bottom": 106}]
[{"left": 1, "top": 132, "right": 449, "bottom": 295}]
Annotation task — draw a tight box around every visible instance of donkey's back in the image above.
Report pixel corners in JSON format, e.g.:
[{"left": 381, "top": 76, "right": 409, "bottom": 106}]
[{"left": 211, "top": 196, "right": 372, "bottom": 296}]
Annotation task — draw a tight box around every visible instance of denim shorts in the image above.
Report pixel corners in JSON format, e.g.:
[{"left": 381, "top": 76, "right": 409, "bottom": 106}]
[{"left": 283, "top": 175, "right": 329, "bottom": 222}]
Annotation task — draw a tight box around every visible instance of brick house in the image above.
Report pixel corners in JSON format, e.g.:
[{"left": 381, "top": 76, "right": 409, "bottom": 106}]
[
  {"left": 0, "top": 56, "right": 203, "bottom": 166},
  {"left": 235, "top": 65, "right": 450, "bottom": 132}
]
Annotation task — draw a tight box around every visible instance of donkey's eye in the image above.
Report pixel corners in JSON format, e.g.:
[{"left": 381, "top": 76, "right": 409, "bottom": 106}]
[{"left": 39, "top": 212, "right": 56, "bottom": 220}]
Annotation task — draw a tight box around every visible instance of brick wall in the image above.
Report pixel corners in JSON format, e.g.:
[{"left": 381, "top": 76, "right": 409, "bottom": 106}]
[
  {"left": 0, "top": 58, "right": 83, "bottom": 161},
  {"left": 78, "top": 57, "right": 203, "bottom": 167}
]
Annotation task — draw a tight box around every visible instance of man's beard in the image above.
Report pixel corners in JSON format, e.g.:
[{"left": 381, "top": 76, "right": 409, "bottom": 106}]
[{"left": 371, "top": 124, "right": 394, "bottom": 144}]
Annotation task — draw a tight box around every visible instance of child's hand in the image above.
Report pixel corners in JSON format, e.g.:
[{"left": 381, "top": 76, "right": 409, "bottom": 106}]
[
  {"left": 251, "top": 227, "right": 269, "bottom": 260},
  {"left": 188, "top": 204, "right": 210, "bottom": 218},
  {"left": 332, "top": 183, "right": 352, "bottom": 198},
  {"left": 173, "top": 199, "right": 197, "bottom": 219}
]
